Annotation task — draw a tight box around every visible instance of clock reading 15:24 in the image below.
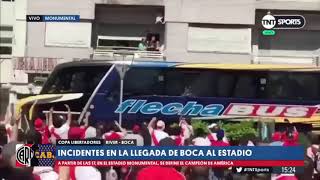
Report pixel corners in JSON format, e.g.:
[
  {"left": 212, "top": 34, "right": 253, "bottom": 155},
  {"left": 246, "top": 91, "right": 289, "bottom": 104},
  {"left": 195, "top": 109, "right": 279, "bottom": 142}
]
[{"left": 280, "top": 167, "right": 296, "bottom": 174}]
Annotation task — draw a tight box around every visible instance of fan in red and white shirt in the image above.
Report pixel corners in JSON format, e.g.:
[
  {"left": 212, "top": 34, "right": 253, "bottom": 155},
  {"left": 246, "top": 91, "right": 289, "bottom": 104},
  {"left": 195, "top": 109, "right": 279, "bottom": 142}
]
[
  {"left": 179, "top": 118, "right": 193, "bottom": 140},
  {"left": 282, "top": 127, "right": 299, "bottom": 147},
  {"left": 68, "top": 111, "right": 92, "bottom": 140},
  {"left": 206, "top": 123, "right": 229, "bottom": 144},
  {"left": 168, "top": 123, "right": 184, "bottom": 146},
  {"left": 148, "top": 117, "right": 169, "bottom": 146},
  {"left": 210, "top": 130, "right": 229, "bottom": 147},
  {"left": 34, "top": 118, "right": 50, "bottom": 144},
  {"left": 48, "top": 105, "right": 72, "bottom": 144},
  {"left": 102, "top": 121, "right": 127, "bottom": 140},
  {"left": 81, "top": 111, "right": 97, "bottom": 139}
]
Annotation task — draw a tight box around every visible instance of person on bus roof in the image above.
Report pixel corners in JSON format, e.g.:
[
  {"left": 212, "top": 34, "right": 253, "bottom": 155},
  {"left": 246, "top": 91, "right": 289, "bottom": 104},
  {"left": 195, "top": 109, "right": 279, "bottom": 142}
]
[{"left": 148, "top": 117, "right": 169, "bottom": 146}]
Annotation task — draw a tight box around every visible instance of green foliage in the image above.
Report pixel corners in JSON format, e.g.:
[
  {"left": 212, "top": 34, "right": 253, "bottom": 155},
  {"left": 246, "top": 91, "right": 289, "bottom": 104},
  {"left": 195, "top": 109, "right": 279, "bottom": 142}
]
[
  {"left": 170, "top": 123, "right": 180, "bottom": 129},
  {"left": 221, "top": 120, "right": 257, "bottom": 142},
  {"left": 191, "top": 119, "right": 209, "bottom": 135},
  {"left": 298, "top": 133, "right": 311, "bottom": 152},
  {"left": 190, "top": 119, "right": 258, "bottom": 143}
]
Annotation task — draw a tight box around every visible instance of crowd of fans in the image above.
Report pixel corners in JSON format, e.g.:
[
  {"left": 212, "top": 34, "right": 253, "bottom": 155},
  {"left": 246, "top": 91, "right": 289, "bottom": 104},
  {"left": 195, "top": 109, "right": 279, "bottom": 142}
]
[{"left": 0, "top": 103, "right": 319, "bottom": 180}]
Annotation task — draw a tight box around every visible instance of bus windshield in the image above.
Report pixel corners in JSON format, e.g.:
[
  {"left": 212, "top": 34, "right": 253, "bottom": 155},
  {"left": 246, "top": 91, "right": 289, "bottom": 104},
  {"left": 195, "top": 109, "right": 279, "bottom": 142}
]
[{"left": 41, "top": 65, "right": 110, "bottom": 94}]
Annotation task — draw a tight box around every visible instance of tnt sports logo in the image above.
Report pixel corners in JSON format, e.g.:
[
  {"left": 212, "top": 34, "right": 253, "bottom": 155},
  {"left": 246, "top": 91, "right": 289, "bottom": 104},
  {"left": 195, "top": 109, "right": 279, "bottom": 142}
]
[
  {"left": 262, "top": 15, "right": 276, "bottom": 29},
  {"left": 16, "top": 144, "right": 34, "bottom": 167},
  {"left": 261, "top": 14, "right": 305, "bottom": 29}
]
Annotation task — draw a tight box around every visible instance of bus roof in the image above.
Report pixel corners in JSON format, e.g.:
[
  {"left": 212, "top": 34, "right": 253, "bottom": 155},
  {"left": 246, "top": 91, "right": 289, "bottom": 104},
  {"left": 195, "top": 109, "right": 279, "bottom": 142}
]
[{"left": 59, "top": 59, "right": 320, "bottom": 71}]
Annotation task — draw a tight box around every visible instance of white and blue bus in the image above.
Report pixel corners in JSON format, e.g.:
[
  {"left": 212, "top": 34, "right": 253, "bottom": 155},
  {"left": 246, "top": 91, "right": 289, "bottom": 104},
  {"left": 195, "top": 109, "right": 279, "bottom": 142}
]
[{"left": 18, "top": 60, "right": 320, "bottom": 131}]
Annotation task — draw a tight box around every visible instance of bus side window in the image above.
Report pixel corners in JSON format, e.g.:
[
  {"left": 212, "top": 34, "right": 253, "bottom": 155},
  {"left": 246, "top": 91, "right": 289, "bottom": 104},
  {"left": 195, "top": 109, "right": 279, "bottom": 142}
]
[
  {"left": 266, "top": 73, "right": 286, "bottom": 99},
  {"left": 266, "top": 72, "right": 295, "bottom": 99},
  {"left": 233, "top": 74, "right": 258, "bottom": 98},
  {"left": 165, "top": 70, "right": 185, "bottom": 96},
  {"left": 289, "top": 73, "right": 319, "bottom": 100},
  {"left": 216, "top": 73, "right": 236, "bottom": 97},
  {"left": 124, "top": 68, "right": 164, "bottom": 96},
  {"left": 188, "top": 71, "right": 216, "bottom": 97}
]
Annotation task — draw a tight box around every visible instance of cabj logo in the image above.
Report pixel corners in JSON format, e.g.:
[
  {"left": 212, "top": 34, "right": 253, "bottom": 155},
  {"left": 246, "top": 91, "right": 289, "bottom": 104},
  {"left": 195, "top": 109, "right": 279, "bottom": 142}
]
[{"left": 262, "top": 13, "right": 305, "bottom": 29}]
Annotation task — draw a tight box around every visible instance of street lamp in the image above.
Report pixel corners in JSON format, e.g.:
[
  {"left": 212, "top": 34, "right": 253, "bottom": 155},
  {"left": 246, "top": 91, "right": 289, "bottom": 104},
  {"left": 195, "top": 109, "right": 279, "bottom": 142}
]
[{"left": 113, "top": 50, "right": 134, "bottom": 126}]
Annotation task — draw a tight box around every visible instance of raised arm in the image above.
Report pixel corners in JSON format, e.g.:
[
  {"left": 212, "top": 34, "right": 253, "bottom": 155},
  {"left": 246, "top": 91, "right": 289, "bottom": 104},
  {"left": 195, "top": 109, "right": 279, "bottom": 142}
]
[
  {"left": 59, "top": 166, "right": 70, "bottom": 180},
  {"left": 11, "top": 112, "right": 21, "bottom": 142},
  {"left": 0, "top": 105, "right": 11, "bottom": 125},
  {"left": 48, "top": 107, "right": 54, "bottom": 127},
  {"left": 148, "top": 117, "right": 157, "bottom": 132},
  {"left": 64, "top": 104, "right": 72, "bottom": 125},
  {"left": 18, "top": 112, "right": 23, "bottom": 130},
  {"left": 114, "top": 120, "right": 127, "bottom": 137},
  {"left": 28, "top": 100, "right": 38, "bottom": 121},
  {"left": 83, "top": 111, "right": 90, "bottom": 127},
  {"left": 24, "top": 114, "right": 30, "bottom": 132},
  {"left": 179, "top": 117, "right": 185, "bottom": 127}
]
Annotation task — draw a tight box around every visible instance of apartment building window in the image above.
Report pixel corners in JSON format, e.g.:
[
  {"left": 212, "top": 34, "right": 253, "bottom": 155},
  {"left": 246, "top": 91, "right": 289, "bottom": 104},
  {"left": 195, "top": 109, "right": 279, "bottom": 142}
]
[
  {"left": 0, "top": 46, "right": 12, "bottom": 54},
  {"left": 187, "top": 25, "right": 252, "bottom": 54},
  {"left": 0, "top": 25, "right": 13, "bottom": 54},
  {"left": 0, "top": 26, "right": 13, "bottom": 31},
  {"left": 0, "top": 38, "right": 12, "bottom": 44},
  {"left": 258, "top": 30, "right": 320, "bottom": 51},
  {"left": 45, "top": 22, "right": 91, "bottom": 48},
  {"left": 96, "top": 36, "right": 142, "bottom": 49}
]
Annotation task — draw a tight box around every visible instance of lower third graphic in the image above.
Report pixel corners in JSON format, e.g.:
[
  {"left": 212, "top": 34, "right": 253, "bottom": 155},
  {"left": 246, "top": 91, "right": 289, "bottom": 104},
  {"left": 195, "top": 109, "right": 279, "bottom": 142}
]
[
  {"left": 16, "top": 144, "right": 55, "bottom": 167},
  {"left": 16, "top": 144, "right": 34, "bottom": 167}
]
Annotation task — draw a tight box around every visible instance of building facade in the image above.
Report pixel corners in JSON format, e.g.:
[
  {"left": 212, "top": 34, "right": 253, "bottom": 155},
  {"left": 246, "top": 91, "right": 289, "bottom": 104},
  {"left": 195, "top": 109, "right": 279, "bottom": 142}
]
[
  {"left": 2, "top": 0, "right": 320, "bottom": 62},
  {"left": 1, "top": 0, "right": 320, "bottom": 115}
]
